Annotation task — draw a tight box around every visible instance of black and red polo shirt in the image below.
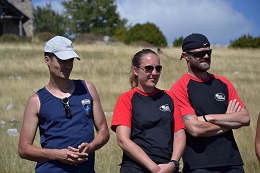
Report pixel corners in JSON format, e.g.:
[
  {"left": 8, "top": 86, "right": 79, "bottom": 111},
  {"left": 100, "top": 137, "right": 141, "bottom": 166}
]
[
  {"left": 171, "top": 73, "right": 244, "bottom": 171},
  {"left": 111, "top": 87, "right": 184, "bottom": 168}
]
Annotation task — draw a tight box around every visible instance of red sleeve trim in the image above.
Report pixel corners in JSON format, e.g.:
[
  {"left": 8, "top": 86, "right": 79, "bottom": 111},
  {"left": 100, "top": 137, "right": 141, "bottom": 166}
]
[
  {"left": 111, "top": 89, "right": 135, "bottom": 132},
  {"left": 170, "top": 73, "right": 196, "bottom": 116}
]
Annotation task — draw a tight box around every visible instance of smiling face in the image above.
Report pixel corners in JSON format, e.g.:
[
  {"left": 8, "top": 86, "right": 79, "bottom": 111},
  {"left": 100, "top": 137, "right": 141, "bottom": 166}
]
[{"left": 134, "top": 53, "right": 161, "bottom": 93}]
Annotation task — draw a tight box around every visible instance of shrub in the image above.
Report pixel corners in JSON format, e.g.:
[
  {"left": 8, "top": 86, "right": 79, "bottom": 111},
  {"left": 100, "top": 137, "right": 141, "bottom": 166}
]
[
  {"left": 131, "top": 40, "right": 154, "bottom": 48},
  {"left": 173, "top": 36, "right": 184, "bottom": 47},
  {"left": 114, "top": 28, "right": 128, "bottom": 42},
  {"left": 75, "top": 33, "right": 103, "bottom": 44},
  {"left": 0, "top": 34, "right": 31, "bottom": 43},
  {"left": 229, "top": 34, "right": 260, "bottom": 48},
  {"left": 36, "top": 32, "right": 56, "bottom": 42},
  {"left": 124, "top": 22, "right": 167, "bottom": 47},
  {"left": 0, "top": 34, "right": 19, "bottom": 42}
]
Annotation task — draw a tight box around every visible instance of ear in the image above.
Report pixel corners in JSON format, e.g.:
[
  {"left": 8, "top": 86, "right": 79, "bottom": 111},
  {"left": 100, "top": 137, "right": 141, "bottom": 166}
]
[
  {"left": 44, "top": 55, "right": 51, "bottom": 64},
  {"left": 182, "top": 52, "right": 189, "bottom": 61},
  {"left": 133, "top": 67, "right": 139, "bottom": 76}
]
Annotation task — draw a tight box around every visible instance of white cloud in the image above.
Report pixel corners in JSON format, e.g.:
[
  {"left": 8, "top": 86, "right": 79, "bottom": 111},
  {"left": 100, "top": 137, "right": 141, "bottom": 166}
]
[
  {"left": 116, "top": 0, "right": 253, "bottom": 45},
  {"left": 33, "top": 0, "right": 255, "bottom": 45}
]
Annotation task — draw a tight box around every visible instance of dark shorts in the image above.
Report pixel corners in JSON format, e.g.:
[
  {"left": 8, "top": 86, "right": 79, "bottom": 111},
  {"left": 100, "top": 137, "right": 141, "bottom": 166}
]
[{"left": 183, "top": 165, "right": 245, "bottom": 173}]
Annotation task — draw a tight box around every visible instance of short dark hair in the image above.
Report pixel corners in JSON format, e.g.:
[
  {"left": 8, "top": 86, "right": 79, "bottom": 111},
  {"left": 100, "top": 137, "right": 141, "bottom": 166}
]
[{"left": 44, "top": 52, "right": 56, "bottom": 60}]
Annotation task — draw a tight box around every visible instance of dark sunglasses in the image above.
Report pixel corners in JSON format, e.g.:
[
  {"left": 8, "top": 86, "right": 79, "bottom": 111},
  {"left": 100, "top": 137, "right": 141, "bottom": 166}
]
[
  {"left": 140, "top": 65, "right": 162, "bottom": 73},
  {"left": 62, "top": 97, "right": 72, "bottom": 118},
  {"left": 186, "top": 49, "right": 212, "bottom": 58}
]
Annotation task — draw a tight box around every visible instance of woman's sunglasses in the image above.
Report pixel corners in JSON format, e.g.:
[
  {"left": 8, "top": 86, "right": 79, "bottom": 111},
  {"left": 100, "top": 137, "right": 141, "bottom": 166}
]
[
  {"left": 62, "top": 97, "right": 72, "bottom": 118},
  {"left": 186, "top": 49, "right": 212, "bottom": 58},
  {"left": 140, "top": 65, "right": 162, "bottom": 73}
]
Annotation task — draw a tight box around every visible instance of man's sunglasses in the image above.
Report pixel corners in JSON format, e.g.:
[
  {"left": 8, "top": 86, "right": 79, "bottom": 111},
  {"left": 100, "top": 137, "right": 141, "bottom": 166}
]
[
  {"left": 186, "top": 49, "right": 212, "bottom": 58},
  {"left": 140, "top": 65, "right": 162, "bottom": 73},
  {"left": 62, "top": 97, "right": 72, "bottom": 118}
]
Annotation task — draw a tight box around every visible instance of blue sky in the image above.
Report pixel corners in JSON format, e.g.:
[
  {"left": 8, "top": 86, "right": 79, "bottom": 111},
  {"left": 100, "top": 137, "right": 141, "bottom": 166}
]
[{"left": 32, "top": 0, "right": 260, "bottom": 45}]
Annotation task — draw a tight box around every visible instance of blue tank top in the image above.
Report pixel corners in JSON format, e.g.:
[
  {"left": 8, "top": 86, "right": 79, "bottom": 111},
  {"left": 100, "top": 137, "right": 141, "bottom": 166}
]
[{"left": 35, "top": 80, "right": 95, "bottom": 173}]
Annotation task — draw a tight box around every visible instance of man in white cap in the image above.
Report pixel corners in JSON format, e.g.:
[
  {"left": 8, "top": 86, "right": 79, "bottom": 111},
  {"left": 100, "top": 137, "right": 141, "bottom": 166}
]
[
  {"left": 18, "top": 36, "right": 110, "bottom": 173},
  {"left": 171, "top": 33, "right": 250, "bottom": 173}
]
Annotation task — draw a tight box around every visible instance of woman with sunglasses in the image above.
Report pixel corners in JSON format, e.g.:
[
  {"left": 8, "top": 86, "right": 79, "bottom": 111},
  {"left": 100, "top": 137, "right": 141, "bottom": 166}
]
[{"left": 111, "top": 49, "right": 186, "bottom": 173}]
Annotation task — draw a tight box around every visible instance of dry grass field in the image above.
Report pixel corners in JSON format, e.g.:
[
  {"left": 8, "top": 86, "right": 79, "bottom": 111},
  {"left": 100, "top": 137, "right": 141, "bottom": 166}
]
[{"left": 0, "top": 42, "right": 259, "bottom": 172}]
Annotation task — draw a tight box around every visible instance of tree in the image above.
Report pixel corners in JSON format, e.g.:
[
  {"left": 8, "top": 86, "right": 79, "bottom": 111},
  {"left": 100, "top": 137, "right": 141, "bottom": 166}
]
[
  {"left": 230, "top": 34, "right": 260, "bottom": 48},
  {"left": 125, "top": 22, "right": 167, "bottom": 47},
  {"left": 62, "top": 0, "right": 127, "bottom": 36},
  {"left": 114, "top": 27, "right": 128, "bottom": 42},
  {"left": 172, "top": 36, "right": 184, "bottom": 47},
  {"left": 33, "top": 3, "right": 68, "bottom": 35}
]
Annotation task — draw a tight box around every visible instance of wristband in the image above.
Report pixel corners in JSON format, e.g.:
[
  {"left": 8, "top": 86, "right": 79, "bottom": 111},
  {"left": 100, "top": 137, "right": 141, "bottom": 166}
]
[
  {"left": 203, "top": 115, "right": 208, "bottom": 122},
  {"left": 169, "top": 160, "right": 179, "bottom": 169}
]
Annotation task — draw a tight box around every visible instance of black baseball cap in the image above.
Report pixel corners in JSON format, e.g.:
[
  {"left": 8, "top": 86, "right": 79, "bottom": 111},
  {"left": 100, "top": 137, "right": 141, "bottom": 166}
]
[
  {"left": 180, "top": 33, "right": 210, "bottom": 60},
  {"left": 182, "top": 33, "right": 210, "bottom": 51}
]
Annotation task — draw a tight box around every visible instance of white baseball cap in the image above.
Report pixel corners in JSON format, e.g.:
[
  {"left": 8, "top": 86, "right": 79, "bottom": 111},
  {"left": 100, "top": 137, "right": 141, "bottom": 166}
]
[{"left": 44, "top": 36, "right": 80, "bottom": 60}]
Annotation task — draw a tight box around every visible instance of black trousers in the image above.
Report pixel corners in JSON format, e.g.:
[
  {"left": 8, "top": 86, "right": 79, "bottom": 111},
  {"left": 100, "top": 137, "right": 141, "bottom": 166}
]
[
  {"left": 183, "top": 165, "right": 245, "bottom": 173},
  {"left": 120, "top": 165, "right": 180, "bottom": 173}
]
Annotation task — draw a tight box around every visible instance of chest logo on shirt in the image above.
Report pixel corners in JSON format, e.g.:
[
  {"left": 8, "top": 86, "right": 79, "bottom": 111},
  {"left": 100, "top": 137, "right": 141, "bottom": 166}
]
[
  {"left": 215, "top": 93, "right": 225, "bottom": 101},
  {"left": 159, "top": 104, "right": 171, "bottom": 112},
  {"left": 81, "top": 99, "right": 91, "bottom": 115}
]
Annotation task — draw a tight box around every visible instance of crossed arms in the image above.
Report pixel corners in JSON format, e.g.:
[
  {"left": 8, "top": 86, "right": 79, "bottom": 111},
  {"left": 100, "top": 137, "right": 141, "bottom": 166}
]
[{"left": 183, "top": 99, "right": 250, "bottom": 137}]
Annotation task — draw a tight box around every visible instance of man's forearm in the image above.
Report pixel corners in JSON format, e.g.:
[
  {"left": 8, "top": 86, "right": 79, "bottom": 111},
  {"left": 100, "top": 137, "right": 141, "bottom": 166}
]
[
  {"left": 205, "top": 109, "right": 250, "bottom": 129},
  {"left": 183, "top": 114, "right": 229, "bottom": 137}
]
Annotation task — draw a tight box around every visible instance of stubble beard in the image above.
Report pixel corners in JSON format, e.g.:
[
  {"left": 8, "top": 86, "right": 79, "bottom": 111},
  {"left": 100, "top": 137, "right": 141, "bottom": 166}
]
[{"left": 190, "top": 58, "right": 211, "bottom": 72}]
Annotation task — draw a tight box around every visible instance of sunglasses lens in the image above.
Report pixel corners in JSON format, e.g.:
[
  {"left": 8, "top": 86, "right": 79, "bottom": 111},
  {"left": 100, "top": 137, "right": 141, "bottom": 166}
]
[
  {"left": 62, "top": 97, "right": 72, "bottom": 118},
  {"left": 155, "top": 66, "right": 162, "bottom": 72},
  {"left": 143, "top": 65, "right": 162, "bottom": 73},
  {"left": 188, "top": 49, "right": 212, "bottom": 58},
  {"left": 143, "top": 66, "right": 153, "bottom": 72},
  {"left": 207, "top": 49, "right": 212, "bottom": 56},
  {"left": 64, "top": 105, "right": 71, "bottom": 118},
  {"left": 197, "top": 51, "right": 207, "bottom": 57}
]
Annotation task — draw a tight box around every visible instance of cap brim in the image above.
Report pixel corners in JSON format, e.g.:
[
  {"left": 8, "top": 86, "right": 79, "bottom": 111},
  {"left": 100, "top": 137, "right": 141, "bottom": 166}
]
[{"left": 55, "top": 50, "right": 80, "bottom": 60}]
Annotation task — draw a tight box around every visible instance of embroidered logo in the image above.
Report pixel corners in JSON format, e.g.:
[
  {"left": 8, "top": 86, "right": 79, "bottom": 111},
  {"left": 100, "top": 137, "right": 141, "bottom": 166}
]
[
  {"left": 159, "top": 104, "right": 171, "bottom": 112},
  {"left": 203, "top": 43, "right": 208, "bottom": 46},
  {"left": 215, "top": 93, "right": 225, "bottom": 101},
  {"left": 81, "top": 99, "right": 91, "bottom": 115}
]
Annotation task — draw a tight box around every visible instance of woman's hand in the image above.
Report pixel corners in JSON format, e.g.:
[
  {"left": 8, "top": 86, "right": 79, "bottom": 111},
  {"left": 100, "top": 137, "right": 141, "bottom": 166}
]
[{"left": 157, "top": 163, "right": 175, "bottom": 173}]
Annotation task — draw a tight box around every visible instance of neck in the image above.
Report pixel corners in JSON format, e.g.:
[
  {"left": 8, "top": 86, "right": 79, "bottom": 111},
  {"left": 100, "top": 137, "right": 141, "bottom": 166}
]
[
  {"left": 46, "top": 77, "right": 74, "bottom": 98},
  {"left": 137, "top": 85, "right": 155, "bottom": 94},
  {"left": 188, "top": 70, "right": 208, "bottom": 80}
]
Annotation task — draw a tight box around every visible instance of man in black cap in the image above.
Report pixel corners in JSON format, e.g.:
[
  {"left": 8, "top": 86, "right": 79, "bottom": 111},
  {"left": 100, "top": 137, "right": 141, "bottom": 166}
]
[{"left": 170, "top": 33, "right": 250, "bottom": 173}]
